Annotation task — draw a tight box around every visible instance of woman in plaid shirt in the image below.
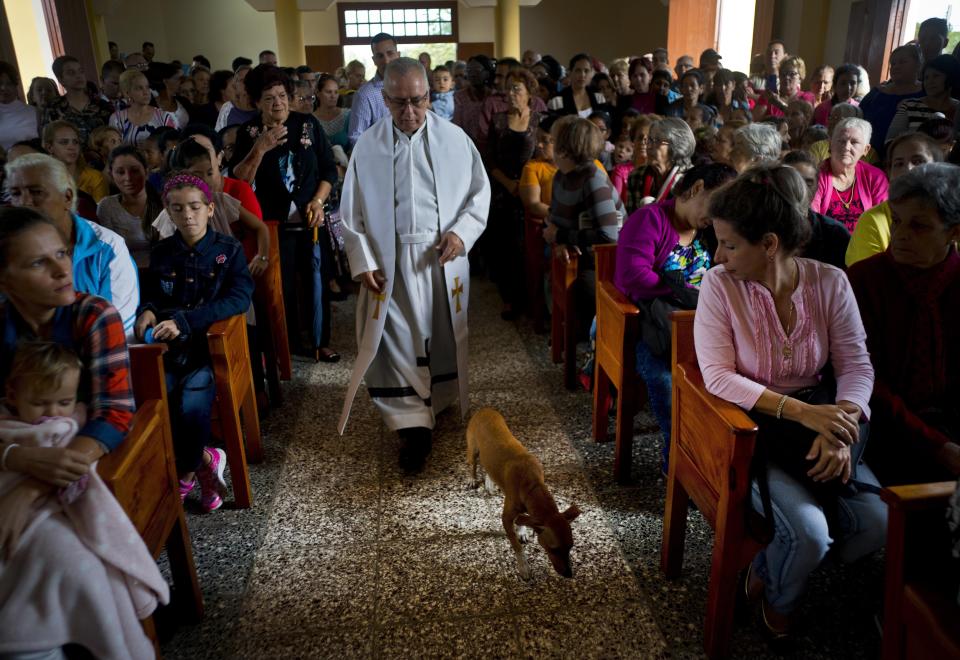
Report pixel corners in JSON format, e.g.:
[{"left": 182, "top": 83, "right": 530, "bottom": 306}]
[{"left": 0, "top": 206, "right": 134, "bottom": 555}]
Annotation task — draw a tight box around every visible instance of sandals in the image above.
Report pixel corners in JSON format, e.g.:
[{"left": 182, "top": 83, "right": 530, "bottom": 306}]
[{"left": 315, "top": 347, "right": 341, "bottom": 363}]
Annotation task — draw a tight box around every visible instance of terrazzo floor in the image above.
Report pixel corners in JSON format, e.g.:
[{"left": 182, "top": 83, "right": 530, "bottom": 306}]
[{"left": 160, "top": 279, "right": 885, "bottom": 659}]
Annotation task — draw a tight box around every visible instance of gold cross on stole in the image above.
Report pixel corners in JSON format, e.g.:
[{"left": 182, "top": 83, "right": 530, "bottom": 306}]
[
  {"left": 372, "top": 292, "right": 386, "bottom": 319},
  {"left": 451, "top": 277, "right": 464, "bottom": 313}
]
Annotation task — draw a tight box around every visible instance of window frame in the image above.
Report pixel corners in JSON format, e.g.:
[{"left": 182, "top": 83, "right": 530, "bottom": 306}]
[{"left": 337, "top": 1, "right": 458, "bottom": 45}]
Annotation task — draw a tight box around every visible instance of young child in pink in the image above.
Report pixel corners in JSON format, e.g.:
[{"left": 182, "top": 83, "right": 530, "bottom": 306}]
[{"left": 609, "top": 133, "right": 635, "bottom": 201}]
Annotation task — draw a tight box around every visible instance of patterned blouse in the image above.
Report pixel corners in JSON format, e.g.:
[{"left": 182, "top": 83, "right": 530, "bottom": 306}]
[
  {"left": 109, "top": 107, "right": 177, "bottom": 146},
  {"left": 662, "top": 237, "right": 711, "bottom": 288}
]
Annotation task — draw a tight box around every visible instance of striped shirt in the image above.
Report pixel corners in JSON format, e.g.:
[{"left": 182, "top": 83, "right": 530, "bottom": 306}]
[
  {"left": 0, "top": 294, "right": 134, "bottom": 451},
  {"left": 885, "top": 97, "right": 960, "bottom": 143},
  {"left": 347, "top": 76, "right": 388, "bottom": 147},
  {"left": 548, "top": 162, "right": 624, "bottom": 249}
]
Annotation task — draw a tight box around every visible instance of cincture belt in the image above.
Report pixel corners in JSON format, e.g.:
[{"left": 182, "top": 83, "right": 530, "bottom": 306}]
[{"left": 397, "top": 231, "right": 440, "bottom": 245}]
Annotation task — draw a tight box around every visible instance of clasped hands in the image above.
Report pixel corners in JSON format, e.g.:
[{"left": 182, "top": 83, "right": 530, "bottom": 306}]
[
  {"left": 797, "top": 401, "right": 862, "bottom": 483},
  {"left": 134, "top": 310, "right": 180, "bottom": 343}
]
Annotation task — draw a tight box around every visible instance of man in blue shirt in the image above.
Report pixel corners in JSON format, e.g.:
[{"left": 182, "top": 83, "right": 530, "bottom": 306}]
[{"left": 347, "top": 33, "right": 400, "bottom": 147}]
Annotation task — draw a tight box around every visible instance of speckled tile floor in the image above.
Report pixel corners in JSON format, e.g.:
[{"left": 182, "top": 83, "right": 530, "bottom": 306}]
[{"left": 160, "top": 279, "right": 884, "bottom": 659}]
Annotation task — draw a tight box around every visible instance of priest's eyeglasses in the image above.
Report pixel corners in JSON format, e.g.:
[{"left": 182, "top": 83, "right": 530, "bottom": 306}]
[{"left": 384, "top": 93, "right": 430, "bottom": 110}]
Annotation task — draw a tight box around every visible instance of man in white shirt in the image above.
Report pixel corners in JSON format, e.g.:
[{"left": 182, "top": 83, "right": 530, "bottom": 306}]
[{"left": 339, "top": 58, "right": 490, "bottom": 472}]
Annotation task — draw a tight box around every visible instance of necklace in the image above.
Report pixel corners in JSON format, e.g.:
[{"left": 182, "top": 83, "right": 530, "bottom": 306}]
[
  {"left": 782, "top": 301, "right": 796, "bottom": 358},
  {"left": 834, "top": 177, "right": 857, "bottom": 210}
]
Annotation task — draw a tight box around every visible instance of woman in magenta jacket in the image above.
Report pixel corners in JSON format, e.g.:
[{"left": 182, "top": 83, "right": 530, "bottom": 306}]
[{"left": 613, "top": 162, "right": 736, "bottom": 473}]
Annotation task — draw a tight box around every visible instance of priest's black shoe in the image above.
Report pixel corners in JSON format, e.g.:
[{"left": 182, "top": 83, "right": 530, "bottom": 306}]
[{"left": 398, "top": 427, "right": 433, "bottom": 473}]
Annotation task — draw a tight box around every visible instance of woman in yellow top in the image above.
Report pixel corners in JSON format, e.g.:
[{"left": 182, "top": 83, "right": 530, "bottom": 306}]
[
  {"left": 845, "top": 132, "right": 942, "bottom": 266},
  {"left": 42, "top": 120, "right": 109, "bottom": 203}
]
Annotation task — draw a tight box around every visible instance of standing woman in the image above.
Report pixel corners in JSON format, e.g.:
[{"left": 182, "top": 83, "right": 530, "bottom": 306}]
[
  {"left": 807, "top": 64, "right": 834, "bottom": 107},
  {"left": 858, "top": 44, "right": 923, "bottom": 160},
  {"left": 192, "top": 66, "right": 211, "bottom": 106},
  {"left": 314, "top": 73, "right": 351, "bottom": 153},
  {"left": 110, "top": 70, "right": 177, "bottom": 146},
  {"left": 231, "top": 65, "right": 340, "bottom": 361},
  {"left": 42, "top": 120, "right": 109, "bottom": 203},
  {"left": 150, "top": 62, "right": 190, "bottom": 128},
  {"left": 885, "top": 54, "right": 960, "bottom": 144},
  {"left": 96, "top": 145, "right": 162, "bottom": 268},
  {"left": 548, "top": 53, "right": 606, "bottom": 118},
  {"left": 695, "top": 164, "right": 885, "bottom": 637},
  {"left": 665, "top": 69, "right": 704, "bottom": 122},
  {"left": 485, "top": 68, "right": 541, "bottom": 319},
  {"left": 753, "top": 56, "right": 816, "bottom": 120},
  {"left": 811, "top": 117, "right": 888, "bottom": 233},
  {"left": 812, "top": 63, "right": 861, "bottom": 126}
]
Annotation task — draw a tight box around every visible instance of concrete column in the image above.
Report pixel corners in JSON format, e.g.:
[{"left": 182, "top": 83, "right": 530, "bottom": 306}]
[
  {"left": 274, "top": 0, "right": 306, "bottom": 67},
  {"left": 495, "top": 0, "right": 520, "bottom": 60}
]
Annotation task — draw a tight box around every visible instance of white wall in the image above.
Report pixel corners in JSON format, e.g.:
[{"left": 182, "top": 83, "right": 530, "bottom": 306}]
[
  {"left": 823, "top": 0, "right": 854, "bottom": 67},
  {"left": 102, "top": 0, "right": 278, "bottom": 70}
]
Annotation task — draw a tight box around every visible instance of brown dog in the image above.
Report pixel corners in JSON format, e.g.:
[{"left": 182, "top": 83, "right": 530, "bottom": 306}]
[{"left": 466, "top": 408, "right": 581, "bottom": 580}]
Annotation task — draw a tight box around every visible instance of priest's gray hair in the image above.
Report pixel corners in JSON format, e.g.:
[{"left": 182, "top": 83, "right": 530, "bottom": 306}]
[
  {"left": 4, "top": 153, "right": 77, "bottom": 212},
  {"left": 889, "top": 162, "right": 960, "bottom": 228},
  {"left": 731, "top": 124, "right": 782, "bottom": 166},
  {"left": 384, "top": 57, "right": 429, "bottom": 87}
]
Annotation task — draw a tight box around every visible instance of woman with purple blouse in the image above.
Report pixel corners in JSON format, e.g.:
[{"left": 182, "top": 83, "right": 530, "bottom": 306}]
[
  {"left": 694, "top": 164, "right": 886, "bottom": 638},
  {"left": 613, "top": 162, "right": 736, "bottom": 473}
]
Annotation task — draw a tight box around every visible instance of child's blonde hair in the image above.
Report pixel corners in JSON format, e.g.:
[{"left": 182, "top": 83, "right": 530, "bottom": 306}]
[
  {"left": 89, "top": 125, "right": 121, "bottom": 155},
  {"left": 551, "top": 115, "right": 604, "bottom": 164},
  {"left": 7, "top": 341, "right": 83, "bottom": 396}
]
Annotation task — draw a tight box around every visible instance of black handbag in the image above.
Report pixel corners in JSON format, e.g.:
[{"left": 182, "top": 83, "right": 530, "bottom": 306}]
[
  {"left": 748, "top": 378, "right": 876, "bottom": 544},
  {"left": 637, "top": 269, "right": 699, "bottom": 358}
]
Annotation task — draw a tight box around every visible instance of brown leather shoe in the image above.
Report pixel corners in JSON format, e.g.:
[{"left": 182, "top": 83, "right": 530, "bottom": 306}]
[{"left": 761, "top": 598, "right": 793, "bottom": 639}]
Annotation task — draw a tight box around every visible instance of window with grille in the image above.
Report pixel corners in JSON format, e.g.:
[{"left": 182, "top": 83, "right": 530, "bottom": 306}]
[{"left": 338, "top": 2, "right": 458, "bottom": 45}]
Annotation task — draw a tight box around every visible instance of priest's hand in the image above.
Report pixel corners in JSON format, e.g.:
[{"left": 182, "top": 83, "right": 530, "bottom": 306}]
[
  {"left": 436, "top": 232, "right": 464, "bottom": 265},
  {"left": 360, "top": 270, "right": 386, "bottom": 294}
]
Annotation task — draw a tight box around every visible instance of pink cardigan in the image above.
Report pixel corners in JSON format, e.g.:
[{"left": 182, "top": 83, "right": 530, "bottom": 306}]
[
  {"left": 811, "top": 159, "right": 889, "bottom": 217},
  {"left": 693, "top": 258, "right": 874, "bottom": 416}
]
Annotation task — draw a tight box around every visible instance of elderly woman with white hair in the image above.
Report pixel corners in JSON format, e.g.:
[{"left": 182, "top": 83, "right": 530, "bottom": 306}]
[
  {"left": 811, "top": 117, "right": 888, "bottom": 232},
  {"left": 3, "top": 154, "right": 139, "bottom": 336},
  {"left": 623, "top": 117, "right": 695, "bottom": 213},
  {"left": 849, "top": 162, "right": 960, "bottom": 485},
  {"left": 728, "top": 123, "right": 782, "bottom": 173}
]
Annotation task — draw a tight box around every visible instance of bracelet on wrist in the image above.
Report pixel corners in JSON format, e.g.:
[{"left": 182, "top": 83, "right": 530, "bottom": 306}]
[
  {"left": 1, "top": 443, "right": 19, "bottom": 471},
  {"left": 775, "top": 394, "right": 789, "bottom": 420}
]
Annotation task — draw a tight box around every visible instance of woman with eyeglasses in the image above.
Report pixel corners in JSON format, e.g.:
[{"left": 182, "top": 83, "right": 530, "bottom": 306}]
[
  {"left": 291, "top": 79, "right": 317, "bottom": 114},
  {"left": 42, "top": 120, "right": 109, "bottom": 203},
  {"left": 231, "top": 64, "right": 340, "bottom": 361},
  {"left": 314, "top": 74, "right": 351, "bottom": 152},
  {"left": 753, "top": 56, "right": 816, "bottom": 121},
  {"left": 624, "top": 117, "right": 695, "bottom": 213}
]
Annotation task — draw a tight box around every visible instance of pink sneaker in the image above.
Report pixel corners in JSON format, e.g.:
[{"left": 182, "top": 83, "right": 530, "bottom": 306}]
[
  {"left": 178, "top": 478, "right": 195, "bottom": 503},
  {"left": 197, "top": 447, "right": 227, "bottom": 513}
]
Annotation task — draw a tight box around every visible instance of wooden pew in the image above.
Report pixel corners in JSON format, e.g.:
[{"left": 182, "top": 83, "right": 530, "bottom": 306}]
[
  {"left": 237, "top": 220, "right": 292, "bottom": 408},
  {"left": 524, "top": 214, "right": 548, "bottom": 333},
  {"left": 660, "top": 310, "right": 762, "bottom": 659},
  {"left": 592, "top": 244, "right": 646, "bottom": 483},
  {"left": 97, "top": 344, "right": 204, "bottom": 649},
  {"left": 208, "top": 314, "right": 262, "bottom": 509},
  {"left": 881, "top": 481, "right": 960, "bottom": 660},
  {"left": 550, "top": 247, "right": 579, "bottom": 390}
]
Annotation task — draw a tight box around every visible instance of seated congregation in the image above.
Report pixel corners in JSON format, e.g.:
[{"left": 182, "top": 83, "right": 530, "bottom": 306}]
[{"left": 0, "top": 14, "right": 959, "bottom": 659}]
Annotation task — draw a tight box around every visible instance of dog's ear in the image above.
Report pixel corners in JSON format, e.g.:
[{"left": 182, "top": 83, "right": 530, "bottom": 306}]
[
  {"left": 561, "top": 504, "right": 582, "bottom": 522},
  {"left": 515, "top": 513, "right": 542, "bottom": 531}
]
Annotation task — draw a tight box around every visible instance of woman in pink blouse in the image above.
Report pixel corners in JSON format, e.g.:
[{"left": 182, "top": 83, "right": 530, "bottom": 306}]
[{"left": 695, "top": 164, "right": 886, "bottom": 637}]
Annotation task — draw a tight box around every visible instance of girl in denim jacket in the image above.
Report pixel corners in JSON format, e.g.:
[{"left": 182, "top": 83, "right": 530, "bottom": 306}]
[{"left": 134, "top": 174, "right": 254, "bottom": 512}]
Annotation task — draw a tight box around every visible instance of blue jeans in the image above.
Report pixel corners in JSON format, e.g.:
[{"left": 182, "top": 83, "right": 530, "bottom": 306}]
[
  {"left": 750, "top": 462, "right": 887, "bottom": 614},
  {"left": 165, "top": 365, "right": 216, "bottom": 475},
  {"left": 635, "top": 340, "right": 672, "bottom": 472}
]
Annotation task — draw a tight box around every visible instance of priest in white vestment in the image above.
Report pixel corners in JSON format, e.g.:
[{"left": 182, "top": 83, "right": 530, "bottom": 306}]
[{"left": 338, "top": 58, "right": 490, "bottom": 471}]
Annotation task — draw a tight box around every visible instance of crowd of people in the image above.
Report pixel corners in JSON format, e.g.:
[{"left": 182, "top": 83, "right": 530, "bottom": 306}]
[{"left": 0, "top": 15, "right": 958, "bottom": 655}]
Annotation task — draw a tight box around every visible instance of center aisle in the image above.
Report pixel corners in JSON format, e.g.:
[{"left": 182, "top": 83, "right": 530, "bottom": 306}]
[{"left": 162, "top": 278, "right": 668, "bottom": 658}]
